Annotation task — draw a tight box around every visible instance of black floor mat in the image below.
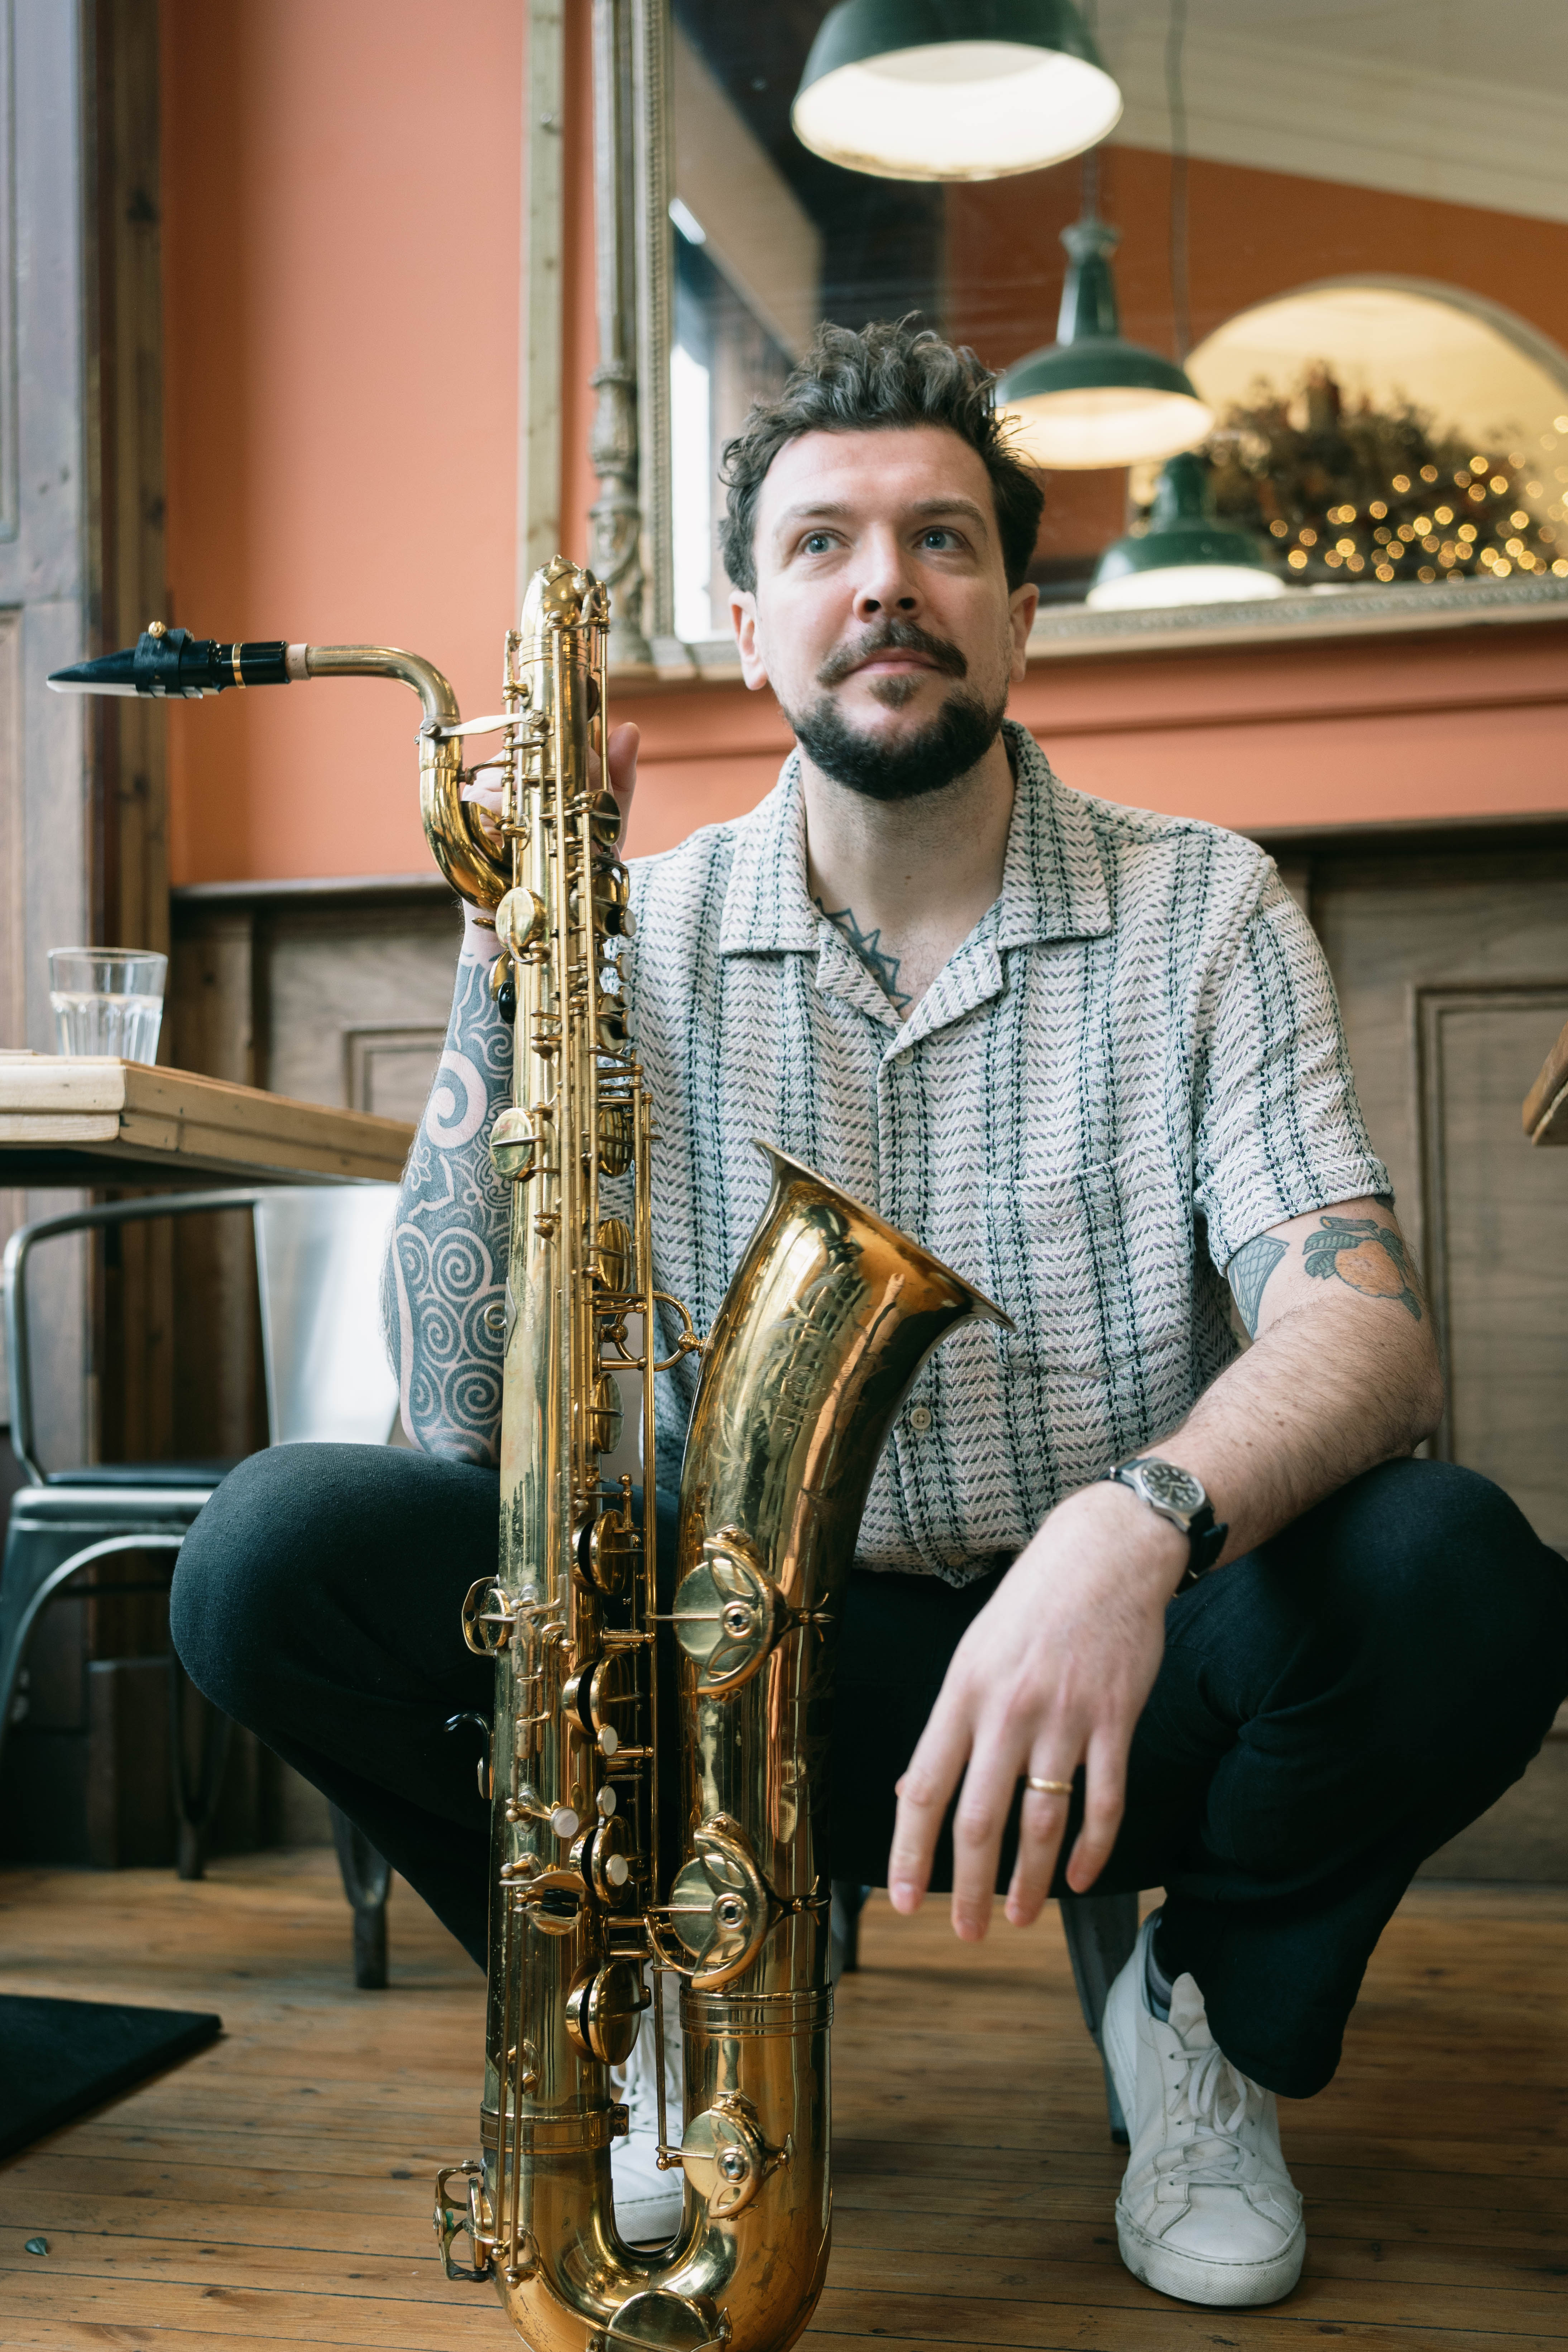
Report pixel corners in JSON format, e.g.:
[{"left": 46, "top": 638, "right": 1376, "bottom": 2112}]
[{"left": 0, "top": 1994, "right": 221, "bottom": 2161}]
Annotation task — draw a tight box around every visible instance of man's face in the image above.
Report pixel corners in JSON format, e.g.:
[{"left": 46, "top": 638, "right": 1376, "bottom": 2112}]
[{"left": 731, "top": 424, "right": 1037, "bottom": 801}]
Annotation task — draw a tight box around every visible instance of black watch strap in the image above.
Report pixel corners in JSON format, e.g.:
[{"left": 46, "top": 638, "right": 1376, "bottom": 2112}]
[
  {"left": 1102, "top": 1459, "right": 1228, "bottom": 1592},
  {"left": 1178, "top": 1503, "right": 1228, "bottom": 1590}
]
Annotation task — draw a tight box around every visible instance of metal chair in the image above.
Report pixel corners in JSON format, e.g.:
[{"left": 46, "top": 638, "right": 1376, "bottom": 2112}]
[
  {"left": 831, "top": 1878, "right": 1139, "bottom": 2142},
  {"left": 1, "top": 1184, "right": 400, "bottom": 1983}
]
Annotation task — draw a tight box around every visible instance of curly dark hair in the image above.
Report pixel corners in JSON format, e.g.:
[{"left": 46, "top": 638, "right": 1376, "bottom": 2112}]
[{"left": 718, "top": 318, "right": 1044, "bottom": 595}]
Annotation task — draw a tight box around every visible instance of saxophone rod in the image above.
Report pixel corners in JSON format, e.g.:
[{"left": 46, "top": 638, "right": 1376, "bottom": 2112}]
[{"left": 48, "top": 624, "right": 461, "bottom": 728}]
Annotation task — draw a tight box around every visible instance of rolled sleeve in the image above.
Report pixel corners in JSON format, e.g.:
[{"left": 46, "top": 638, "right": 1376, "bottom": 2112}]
[{"left": 1194, "top": 873, "right": 1390, "bottom": 1271}]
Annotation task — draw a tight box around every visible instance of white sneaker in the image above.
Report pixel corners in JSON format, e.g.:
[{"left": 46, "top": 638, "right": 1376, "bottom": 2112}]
[
  {"left": 1102, "top": 1916, "right": 1305, "bottom": 2307},
  {"left": 610, "top": 1970, "right": 685, "bottom": 2244}
]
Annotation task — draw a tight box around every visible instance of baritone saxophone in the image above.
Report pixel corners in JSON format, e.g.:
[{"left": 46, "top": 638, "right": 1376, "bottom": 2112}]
[{"left": 48, "top": 561, "right": 1010, "bottom": 2352}]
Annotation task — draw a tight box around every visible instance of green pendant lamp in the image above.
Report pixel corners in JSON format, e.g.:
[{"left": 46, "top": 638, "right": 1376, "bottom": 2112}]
[
  {"left": 996, "top": 216, "right": 1214, "bottom": 470},
  {"left": 1088, "top": 452, "right": 1286, "bottom": 609},
  {"left": 792, "top": 0, "right": 1122, "bottom": 183}
]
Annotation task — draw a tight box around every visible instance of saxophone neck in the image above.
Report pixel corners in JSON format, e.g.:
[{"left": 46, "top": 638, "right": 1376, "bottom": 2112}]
[{"left": 296, "top": 642, "right": 460, "bottom": 725}]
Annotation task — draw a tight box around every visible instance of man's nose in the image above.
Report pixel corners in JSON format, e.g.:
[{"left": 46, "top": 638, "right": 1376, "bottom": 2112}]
[{"left": 852, "top": 531, "right": 921, "bottom": 619}]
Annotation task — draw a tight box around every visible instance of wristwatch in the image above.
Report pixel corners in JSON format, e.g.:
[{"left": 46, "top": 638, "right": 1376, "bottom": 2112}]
[{"left": 1101, "top": 1458, "right": 1227, "bottom": 1591}]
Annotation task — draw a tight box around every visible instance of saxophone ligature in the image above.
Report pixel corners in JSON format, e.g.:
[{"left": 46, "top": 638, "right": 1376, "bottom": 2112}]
[{"left": 52, "top": 568, "right": 1010, "bottom": 2352}]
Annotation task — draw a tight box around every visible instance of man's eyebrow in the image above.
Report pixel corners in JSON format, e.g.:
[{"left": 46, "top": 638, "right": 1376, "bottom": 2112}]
[
  {"left": 771, "top": 495, "right": 992, "bottom": 532},
  {"left": 907, "top": 496, "right": 990, "bottom": 527},
  {"left": 773, "top": 501, "right": 853, "bottom": 531}
]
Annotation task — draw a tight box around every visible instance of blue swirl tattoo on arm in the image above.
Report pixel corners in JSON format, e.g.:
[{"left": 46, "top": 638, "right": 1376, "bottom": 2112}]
[{"left": 382, "top": 942, "right": 513, "bottom": 1462}]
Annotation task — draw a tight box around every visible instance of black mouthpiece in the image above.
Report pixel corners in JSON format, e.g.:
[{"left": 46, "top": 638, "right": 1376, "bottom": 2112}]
[{"left": 48, "top": 626, "right": 292, "bottom": 698}]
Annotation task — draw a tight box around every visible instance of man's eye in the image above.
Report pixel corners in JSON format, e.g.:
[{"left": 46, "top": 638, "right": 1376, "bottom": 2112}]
[
  {"left": 921, "top": 527, "right": 957, "bottom": 549},
  {"left": 802, "top": 531, "right": 834, "bottom": 554}
]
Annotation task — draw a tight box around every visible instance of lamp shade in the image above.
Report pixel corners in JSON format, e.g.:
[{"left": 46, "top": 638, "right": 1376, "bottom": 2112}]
[
  {"left": 792, "top": 0, "right": 1122, "bottom": 183},
  {"left": 1087, "top": 452, "right": 1287, "bottom": 610},
  {"left": 996, "top": 217, "right": 1215, "bottom": 470}
]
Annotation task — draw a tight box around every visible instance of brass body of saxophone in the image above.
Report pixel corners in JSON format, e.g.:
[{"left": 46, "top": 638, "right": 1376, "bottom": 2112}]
[
  {"left": 411, "top": 555, "right": 1010, "bottom": 2352},
  {"left": 46, "top": 560, "right": 1010, "bottom": 2352}
]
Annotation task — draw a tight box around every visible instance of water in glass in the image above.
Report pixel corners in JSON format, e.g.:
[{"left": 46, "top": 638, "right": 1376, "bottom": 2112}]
[{"left": 50, "top": 990, "right": 164, "bottom": 1061}]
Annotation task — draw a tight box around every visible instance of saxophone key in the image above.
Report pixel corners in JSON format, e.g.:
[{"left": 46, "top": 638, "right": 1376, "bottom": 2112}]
[{"left": 563, "top": 1955, "right": 647, "bottom": 2064}]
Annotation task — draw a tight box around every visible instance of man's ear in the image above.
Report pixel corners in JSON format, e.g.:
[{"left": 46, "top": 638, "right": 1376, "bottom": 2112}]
[
  {"left": 730, "top": 588, "right": 769, "bottom": 692},
  {"left": 1008, "top": 582, "right": 1039, "bottom": 681}
]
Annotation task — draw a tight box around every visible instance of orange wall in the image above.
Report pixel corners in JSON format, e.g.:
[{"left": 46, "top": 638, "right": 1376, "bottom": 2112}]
[
  {"left": 162, "top": 0, "right": 525, "bottom": 884},
  {"left": 162, "top": 29, "right": 1568, "bottom": 882},
  {"left": 617, "top": 622, "right": 1568, "bottom": 860}
]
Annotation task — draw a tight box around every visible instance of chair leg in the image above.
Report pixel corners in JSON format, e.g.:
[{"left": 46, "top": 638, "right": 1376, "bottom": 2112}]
[
  {"left": 1058, "top": 1889, "right": 1141, "bottom": 2146},
  {"left": 330, "top": 1802, "right": 393, "bottom": 1989},
  {"left": 168, "top": 1649, "right": 234, "bottom": 1881},
  {"left": 829, "top": 1880, "right": 869, "bottom": 1981}
]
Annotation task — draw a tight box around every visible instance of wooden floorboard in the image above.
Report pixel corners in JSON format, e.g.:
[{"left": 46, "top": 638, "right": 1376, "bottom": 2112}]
[{"left": 1, "top": 1855, "right": 1564, "bottom": 2346}]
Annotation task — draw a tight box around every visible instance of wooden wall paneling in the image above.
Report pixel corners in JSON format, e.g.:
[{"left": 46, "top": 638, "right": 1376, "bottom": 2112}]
[
  {"left": 163, "top": 887, "right": 454, "bottom": 1460},
  {"left": 1414, "top": 983, "right": 1568, "bottom": 1548},
  {"left": 3, "top": 3, "right": 92, "bottom": 1475},
  {"left": 255, "top": 896, "right": 458, "bottom": 1110},
  {"left": 344, "top": 1024, "right": 449, "bottom": 1122},
  {"left": 166, "top": 907, "right": 265, "bottom": 1464},
  {"left": 1309, "top": 843, "right": 1568, "bottom": 1265},
  {"left": 1308, "top": 839, "right": 1568, "bottom": 1880},
  {"left": 0, "top": 608, "right": 24, "bottom": 1424},
  {"left": 169, "top": 907, "right": 257, "bottom": 1088}
]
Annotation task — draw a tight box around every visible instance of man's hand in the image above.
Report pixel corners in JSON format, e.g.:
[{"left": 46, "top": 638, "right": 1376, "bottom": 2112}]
[
  {"left": 887, "top": 1484, "right": 1185, "bottom": 1939},
  {"left": 886, "top": 1192, "right": 1441, "bottom": 1948},
  {"left": 460, "top": 720, "right": 641, "bottom": 859},
  {"left": 457, "top": 722, "right": 639, "bottom": 960}
]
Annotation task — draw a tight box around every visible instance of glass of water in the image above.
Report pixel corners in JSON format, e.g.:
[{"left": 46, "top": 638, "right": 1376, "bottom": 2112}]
[{"left": 49, "top": 947, "right": 167, "bottom": 1062}]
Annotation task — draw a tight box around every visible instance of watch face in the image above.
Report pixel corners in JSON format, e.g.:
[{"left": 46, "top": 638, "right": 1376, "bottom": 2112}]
[{"left": 1131, "top": 1460, "right": 1205, "bottom": 1517}]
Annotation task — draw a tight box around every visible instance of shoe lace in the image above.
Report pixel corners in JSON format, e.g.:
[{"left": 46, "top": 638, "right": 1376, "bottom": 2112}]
[{"left": 1159, "top": 2037, "right": 1257, "bottom": 2187}]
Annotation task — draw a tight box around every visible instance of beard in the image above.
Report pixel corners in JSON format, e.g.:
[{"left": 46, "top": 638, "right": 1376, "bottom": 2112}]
[{"left": 781, "top": 618, "right": 1006, "bottom": 804}]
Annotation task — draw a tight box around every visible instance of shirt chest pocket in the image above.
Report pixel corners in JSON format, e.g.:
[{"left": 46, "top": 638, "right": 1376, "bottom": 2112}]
[{"left": 1007, "top": 1147, "right": 1192, "bottom": 1381}]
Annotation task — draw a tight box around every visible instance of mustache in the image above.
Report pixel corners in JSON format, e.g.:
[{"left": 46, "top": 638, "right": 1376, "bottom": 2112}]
[{"left": 816, "top": 618, "right": 968, "bottom": 689}]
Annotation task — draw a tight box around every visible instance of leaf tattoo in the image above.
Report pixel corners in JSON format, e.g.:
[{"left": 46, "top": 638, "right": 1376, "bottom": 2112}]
[
  {"left": 1227, "top": 1232, "right": 1287, "bottom": 1336},
  {"left": 812, "top": 894, "right": 911, "bottom": 1012},
  {"left": 1302, "top": 1215, "right": 1423, "bottom": 1321}
]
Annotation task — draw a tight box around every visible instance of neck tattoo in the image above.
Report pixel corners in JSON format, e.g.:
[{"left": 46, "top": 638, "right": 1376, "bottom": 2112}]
[{"left": 812, "top": 893, "right": 911, "bottom": 1012}]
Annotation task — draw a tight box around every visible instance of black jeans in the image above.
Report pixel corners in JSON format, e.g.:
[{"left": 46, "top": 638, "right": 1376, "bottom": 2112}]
[{"left": 170, "top": 1446, "right": 1568, "bottom": 2098}]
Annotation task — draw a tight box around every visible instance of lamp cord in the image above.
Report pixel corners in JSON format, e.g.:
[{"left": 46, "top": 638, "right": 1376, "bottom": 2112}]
[{"left": 1166, "top": 0, "right": 1191, "bottom": 361}]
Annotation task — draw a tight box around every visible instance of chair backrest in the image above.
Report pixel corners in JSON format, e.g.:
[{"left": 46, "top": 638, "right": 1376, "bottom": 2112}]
[{"left": 252, "top": 1187, "right": 401, "bottom": 1447}]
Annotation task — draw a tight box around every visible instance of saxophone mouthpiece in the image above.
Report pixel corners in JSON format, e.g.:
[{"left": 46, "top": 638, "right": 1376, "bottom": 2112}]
[{"left": 48, "top": 623, "right": 300, "bottom": 698}]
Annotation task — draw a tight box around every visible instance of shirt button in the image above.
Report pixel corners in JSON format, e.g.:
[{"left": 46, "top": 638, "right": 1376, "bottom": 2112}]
[{"left": 908, "top": 1405, "right": 932, "bottom": 1432}]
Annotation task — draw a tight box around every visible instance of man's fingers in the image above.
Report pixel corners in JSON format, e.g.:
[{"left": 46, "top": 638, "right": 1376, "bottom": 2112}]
[
  {"left": 946, "top": 1732, "right": 1023, "bottom": 1942},
  {"left": 1064, "top": 1731, "right": 1128, "bottom": 1895},
  {"left": 1004, "top": 1757, "right": 1079, "bottom": 1928},
  {"left": 887, "top": 1704, "right": 972, "bottom": 1917},
  {"left": 606, "top": 721, "right": 640, "bottom": 850},
  {"left": 463, "top": 717, "right": 639, "bottom": 859}
]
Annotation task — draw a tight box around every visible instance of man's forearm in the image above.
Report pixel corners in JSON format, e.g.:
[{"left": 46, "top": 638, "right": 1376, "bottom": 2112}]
[
  {"left": 384, "top": 911, "right": 513, "bottom": 1462},
  {"left": 1148, "top": 1293, "right": 1443, "bottom": 1565}
]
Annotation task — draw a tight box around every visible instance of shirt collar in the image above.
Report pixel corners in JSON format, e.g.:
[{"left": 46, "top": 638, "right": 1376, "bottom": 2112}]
[
  {"left": 995, "top": 722, "right": 1112, "bottom": 947},
  {"left": 718, "top": 719, "right": 1111, "bottom": 959},
  {"left": 719, "top": 751, "right": 818, "bottom": 956}
]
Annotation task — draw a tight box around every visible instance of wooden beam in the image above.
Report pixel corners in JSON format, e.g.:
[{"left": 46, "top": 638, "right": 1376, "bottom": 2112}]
[{"left": 82, "top": 1, "right": 173, "bottom": 1479}]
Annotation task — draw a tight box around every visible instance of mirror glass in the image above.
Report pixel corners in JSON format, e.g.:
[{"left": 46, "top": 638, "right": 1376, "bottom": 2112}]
[{"left": 668, "top": 0, "right": 1568, "bottom": 643}]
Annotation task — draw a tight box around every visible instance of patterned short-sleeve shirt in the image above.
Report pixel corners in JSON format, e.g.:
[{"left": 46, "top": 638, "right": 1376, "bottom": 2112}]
[{"left": 621, "top": 721, "right": 1389, "bottom": 1584}]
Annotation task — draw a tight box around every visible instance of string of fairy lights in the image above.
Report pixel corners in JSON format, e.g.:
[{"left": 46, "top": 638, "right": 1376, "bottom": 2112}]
[{"left": 1195, "top": 379, "right": 1568, "bottom": 591}]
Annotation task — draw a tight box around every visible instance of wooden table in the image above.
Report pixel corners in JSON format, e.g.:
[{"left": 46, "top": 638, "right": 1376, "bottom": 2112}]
[
  {"left": 1524, "top": 1021, "right": 1568, "bottom": 1144},
  {"left": 0, "top": 1054, "right": 414, "bottom": 1186}
]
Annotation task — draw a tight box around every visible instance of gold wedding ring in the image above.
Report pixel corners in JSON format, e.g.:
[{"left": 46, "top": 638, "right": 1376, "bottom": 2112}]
[{"left": 1024, "top": 1776, "right": 1074, "bottom": 1797}]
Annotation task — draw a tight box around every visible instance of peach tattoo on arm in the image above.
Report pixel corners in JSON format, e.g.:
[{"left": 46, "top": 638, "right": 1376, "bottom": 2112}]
[{"left": 1302, "top": 1215, "right": 1423, "bottom": 1321}]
